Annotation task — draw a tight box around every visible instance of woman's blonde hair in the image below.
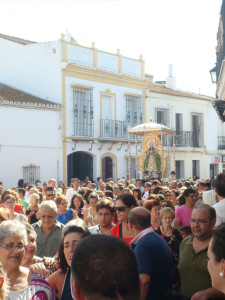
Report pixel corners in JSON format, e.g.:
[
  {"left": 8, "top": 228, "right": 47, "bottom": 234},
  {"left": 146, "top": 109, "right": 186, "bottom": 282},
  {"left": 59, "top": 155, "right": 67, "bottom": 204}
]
[
  {"left": 29, "top": 193, "right": 39, "bottom": 204},
  {"left": 160, "top": 207, "right": 175, "bottom": 219}
]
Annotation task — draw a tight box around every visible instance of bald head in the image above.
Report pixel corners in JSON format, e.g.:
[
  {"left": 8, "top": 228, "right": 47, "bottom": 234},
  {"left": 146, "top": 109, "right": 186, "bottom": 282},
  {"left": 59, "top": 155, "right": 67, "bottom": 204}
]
[{"left": 128, "top": 207, "right": 151, "bottom": 231}]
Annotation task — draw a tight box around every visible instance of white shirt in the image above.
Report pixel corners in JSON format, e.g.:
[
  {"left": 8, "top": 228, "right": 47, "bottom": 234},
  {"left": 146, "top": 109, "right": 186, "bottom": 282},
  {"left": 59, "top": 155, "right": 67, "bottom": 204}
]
[
  {"left": 66, "top": 188, "right": 79, "bottom": 207},
  {"left": 203, "top": 190, "right": 216, "bottom": 207},
  {"left": 213, "top": 198, "right": 225, "bottom": 226}
]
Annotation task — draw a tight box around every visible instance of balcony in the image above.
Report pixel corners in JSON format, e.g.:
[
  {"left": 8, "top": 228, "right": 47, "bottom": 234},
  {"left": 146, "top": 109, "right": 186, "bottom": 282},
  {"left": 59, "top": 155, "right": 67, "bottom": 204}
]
[
  {"left": 218, "top": 136, "right": 225, "bottom": 150},
  {"left": 100, "top": 119, "right": 127, "bottom": 138},
  {"left": 162, "top": 131, "right": 203, "bottom": 148}
]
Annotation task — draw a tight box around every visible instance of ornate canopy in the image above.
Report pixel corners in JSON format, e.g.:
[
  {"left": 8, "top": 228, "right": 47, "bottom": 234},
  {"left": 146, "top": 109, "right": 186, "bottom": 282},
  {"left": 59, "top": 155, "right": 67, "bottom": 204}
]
[{"left": 128, "top": 121, "right": 174, "bottom": 136}]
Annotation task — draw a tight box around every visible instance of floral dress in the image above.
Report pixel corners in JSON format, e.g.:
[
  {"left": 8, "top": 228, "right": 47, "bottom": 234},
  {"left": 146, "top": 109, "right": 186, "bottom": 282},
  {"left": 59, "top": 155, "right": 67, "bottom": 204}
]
[{"left": 155, "top": 227, "right": 182, "bottom": 292}]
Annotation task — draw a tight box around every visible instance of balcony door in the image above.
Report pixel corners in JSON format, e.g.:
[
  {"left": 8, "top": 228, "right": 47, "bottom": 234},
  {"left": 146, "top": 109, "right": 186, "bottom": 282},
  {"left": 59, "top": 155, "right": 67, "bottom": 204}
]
[
  {"left": 101, "top": 95, "right": 115, "bottom": 137},
  {"left": 175, "top": 113, "right": 183, "bottom": 132},
  {"left": 192, "top": 113, "right": 204, "bottom": 147}
]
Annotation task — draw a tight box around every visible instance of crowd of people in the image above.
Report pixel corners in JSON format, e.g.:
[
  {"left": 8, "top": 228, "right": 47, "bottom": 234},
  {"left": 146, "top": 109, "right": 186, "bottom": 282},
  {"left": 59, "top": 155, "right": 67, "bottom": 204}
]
[{"left": 0, "top": 172, "right": 225, "bottom": 299}]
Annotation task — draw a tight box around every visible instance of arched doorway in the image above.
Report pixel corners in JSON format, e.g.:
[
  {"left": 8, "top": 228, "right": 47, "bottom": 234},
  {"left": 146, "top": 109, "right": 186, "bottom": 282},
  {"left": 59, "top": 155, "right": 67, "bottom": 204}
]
[
  {"left": 67, "top": 151, "right": 93, "bottom": 185},
  {"left": 102, "top": 156, "right": 113, "bottom": 181}
]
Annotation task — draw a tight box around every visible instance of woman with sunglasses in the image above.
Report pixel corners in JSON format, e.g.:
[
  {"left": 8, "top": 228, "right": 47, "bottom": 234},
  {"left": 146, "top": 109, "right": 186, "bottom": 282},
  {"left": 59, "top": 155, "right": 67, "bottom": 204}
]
[
  {"left": 110, "top": 194, "right": 138, "bottom": 244},
  {"left": 56, "top": 195, "right": 77, "bottom": 225},
  {"left": 0, "top": 220, "right": 56, "bottom": 299},
  {"left": 26, "top": 193, "right": 40, "bottom": 224}
]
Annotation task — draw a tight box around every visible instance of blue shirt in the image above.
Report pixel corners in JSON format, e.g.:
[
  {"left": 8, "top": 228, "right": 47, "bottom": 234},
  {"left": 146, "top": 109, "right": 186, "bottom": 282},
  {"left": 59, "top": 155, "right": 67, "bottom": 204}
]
[
  {"left": 56, "top": 208, "right": 73, "bottom": 225},
  {"left": 132, "top": 228, "right": 172, "bottom": 300}
]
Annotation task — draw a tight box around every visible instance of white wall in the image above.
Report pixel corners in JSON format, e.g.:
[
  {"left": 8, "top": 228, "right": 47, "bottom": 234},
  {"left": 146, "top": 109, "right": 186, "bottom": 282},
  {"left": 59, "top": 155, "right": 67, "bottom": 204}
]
[
  {"left": 0, "top": 105, "right": 62, "bottom": 188},
  {"left": 0, "top": 38, "right": 63, "bottom": 104}
]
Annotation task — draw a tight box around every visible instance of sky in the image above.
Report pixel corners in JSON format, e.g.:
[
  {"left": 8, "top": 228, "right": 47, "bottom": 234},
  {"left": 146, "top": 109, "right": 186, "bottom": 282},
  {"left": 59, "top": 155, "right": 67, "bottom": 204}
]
[{"left": 0, "top": 0, "right": 222, "bottom": 96}]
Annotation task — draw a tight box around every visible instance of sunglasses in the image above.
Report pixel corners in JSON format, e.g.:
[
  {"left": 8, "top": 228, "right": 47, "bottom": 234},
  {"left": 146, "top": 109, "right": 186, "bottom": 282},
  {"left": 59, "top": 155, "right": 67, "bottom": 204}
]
[{"left": 115, "top": 206, "right": 129, "bottom": 212}]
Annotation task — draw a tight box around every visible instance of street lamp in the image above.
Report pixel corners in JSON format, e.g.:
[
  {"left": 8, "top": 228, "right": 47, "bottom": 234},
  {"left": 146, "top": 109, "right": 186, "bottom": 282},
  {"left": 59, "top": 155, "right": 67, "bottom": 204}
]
[{"left": 210, "top": 66, "right": 217, "bottom": 84}]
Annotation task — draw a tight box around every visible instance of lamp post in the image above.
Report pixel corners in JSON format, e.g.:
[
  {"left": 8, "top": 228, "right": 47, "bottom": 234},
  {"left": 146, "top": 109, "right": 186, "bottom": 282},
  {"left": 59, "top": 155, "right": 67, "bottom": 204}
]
[{"left": 210, "top": 66, "right": 217, "bottom": 84}]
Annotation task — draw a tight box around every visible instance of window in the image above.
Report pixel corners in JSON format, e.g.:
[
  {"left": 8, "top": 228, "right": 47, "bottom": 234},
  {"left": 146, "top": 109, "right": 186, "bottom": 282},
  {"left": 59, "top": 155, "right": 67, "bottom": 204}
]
[
  {"left": 126, "top": 95, "right": 142, "bottom": 139},
  {"left": 73, "top": 87, "right": 93, "bottom": 137},
  {"left": 23, "top": 165, "right": 40, "bottom": 184},
  {"left": 192, "top": 113, "right": 204, "bottom": 147},
  {"left": 175, "top": 160, "right": 184, "bottom": 179},
  {"left": 155, "top": 108, "right": 170, "bottom": 127},
  {"left": 192, "top": 160, "right": 200, "bottom": 178}
]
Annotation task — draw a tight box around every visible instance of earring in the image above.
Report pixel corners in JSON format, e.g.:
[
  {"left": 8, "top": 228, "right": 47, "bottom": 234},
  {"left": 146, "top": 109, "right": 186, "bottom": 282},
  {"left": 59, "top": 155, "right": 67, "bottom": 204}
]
[{"left": 220, "top": 272, "right": 224, "bottom": 278}]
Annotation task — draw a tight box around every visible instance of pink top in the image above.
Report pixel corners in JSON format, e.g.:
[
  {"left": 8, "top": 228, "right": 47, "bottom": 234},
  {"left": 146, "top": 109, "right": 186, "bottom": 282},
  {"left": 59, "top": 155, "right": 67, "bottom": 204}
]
[{"left": 174, "top": 205, "right": 193, "bottom": 226}]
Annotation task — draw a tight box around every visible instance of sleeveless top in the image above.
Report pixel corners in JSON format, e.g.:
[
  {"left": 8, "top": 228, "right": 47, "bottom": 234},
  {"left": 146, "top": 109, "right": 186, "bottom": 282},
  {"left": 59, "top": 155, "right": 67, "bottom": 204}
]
[
  {"left": 61, "top": 268, "right": 74, "bottom": 300},
  {"left": 56, "top": 208, "right": 73, "bottom": 225}
]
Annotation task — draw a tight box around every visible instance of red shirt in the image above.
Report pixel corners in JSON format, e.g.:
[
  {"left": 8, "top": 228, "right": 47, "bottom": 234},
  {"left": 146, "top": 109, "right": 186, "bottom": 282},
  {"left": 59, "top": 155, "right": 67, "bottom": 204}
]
[
  {"left": 0, "top": 203, "right": 24, "bottom": 213},
  {"left": 110, "top": 224, "right": 134, "bottom": 245}
]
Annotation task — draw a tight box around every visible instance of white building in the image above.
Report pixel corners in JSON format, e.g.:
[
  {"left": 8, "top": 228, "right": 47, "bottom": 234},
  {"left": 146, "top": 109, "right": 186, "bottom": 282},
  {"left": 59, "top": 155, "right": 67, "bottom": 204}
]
[{"left": 0, "top": 33, "right": 223, "bottom": 186}]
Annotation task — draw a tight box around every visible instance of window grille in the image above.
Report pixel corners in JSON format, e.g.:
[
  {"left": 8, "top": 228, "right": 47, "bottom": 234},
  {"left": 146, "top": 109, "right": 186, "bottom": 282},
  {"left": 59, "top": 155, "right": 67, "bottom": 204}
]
[
  {"left": 72, "top": 87, "right": 94, "bottom": 137},
  {"left": 23, "top": 165, "right": 40, "bottom": 184}
]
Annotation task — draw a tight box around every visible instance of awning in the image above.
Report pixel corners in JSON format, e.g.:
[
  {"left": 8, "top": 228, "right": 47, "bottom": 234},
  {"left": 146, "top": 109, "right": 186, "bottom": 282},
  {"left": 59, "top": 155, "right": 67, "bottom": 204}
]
[
  {"left": 128, "top": 121, "right": 174, "bottom": 136},
  {"left": 211, "top": 100, "right": 225, "bottom": 122}
]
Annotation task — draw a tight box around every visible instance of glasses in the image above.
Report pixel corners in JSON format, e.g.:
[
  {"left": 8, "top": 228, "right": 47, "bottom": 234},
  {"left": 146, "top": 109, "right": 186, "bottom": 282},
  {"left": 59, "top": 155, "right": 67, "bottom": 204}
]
[
  {"left": 161, "top": 204, "right": 169, "bottom": 208},
  {"left": 40, "top": 215, "right": 54, "bottom": 219},
  {"left": 46, "top": 194, "right": 54, "bottom": 197},
  {"left": 189, "top": 219, "right": 210, "bottom": 225},
  {"left": 5, "top": 201, "right": 15, "bottom": 205},
  {"left": 0, "top": 243, "right": 26, "bottom": 251},
  {"left": 115, "top": 206, "right": 129, "bottom": 212},
  {"left": 60, "top": 202, "right": 68, "bottom": 206},
  {"left": 166, "top": 194, "right": 171, "bottom": 197}
]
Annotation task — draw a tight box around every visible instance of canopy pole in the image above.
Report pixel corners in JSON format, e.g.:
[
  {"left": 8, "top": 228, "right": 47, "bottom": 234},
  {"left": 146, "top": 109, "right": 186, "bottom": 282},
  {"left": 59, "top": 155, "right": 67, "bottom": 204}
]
[
  {"left": 161, "top": 128, "right": 163, "bottom": 180},
  {"left": 128, "top": 131, "right": 131, "bottom": 182},
  {"left": 135, "top": 135, "right": 138, "bottom": 179},
  {"left": 173, "top": 133, "right": 176, "bottom": 173},
  {"left": 167, "top": 134, "right": 169, "bottom": 178}
]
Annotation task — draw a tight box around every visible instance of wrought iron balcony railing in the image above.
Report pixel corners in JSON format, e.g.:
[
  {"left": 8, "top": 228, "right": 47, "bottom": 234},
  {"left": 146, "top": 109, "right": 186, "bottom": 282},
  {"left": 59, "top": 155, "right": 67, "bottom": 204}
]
[
  {"left": 100, "top": 119, "right": 127, "bottom": 138},
  {"left": 162, "top": 131, "right": 202, "bottom": 147}
]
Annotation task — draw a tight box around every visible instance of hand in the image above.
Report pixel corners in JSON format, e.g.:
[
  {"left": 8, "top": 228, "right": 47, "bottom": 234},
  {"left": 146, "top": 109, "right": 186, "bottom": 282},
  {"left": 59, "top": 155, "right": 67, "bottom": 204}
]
[
  {"left": 30, "top": 263, "right": 50, "bottom": 279},
  {"left": 191, "top": 291, "right": 209, "bottom": 300}
]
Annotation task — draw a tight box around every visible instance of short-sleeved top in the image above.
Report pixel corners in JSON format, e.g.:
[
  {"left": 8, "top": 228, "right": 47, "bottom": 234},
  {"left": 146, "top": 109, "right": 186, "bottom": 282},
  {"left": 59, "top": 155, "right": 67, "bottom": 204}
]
[
  {"left": 110, "top": 223, "right": 134, "bottom": 244},
  {"left": 213, "top": 199, "right": 225, "bottom": 226},
  {"left": 178, "top": 235, "right": 211, "bottom": 297},
  {"left": 56, "top": 208, "right": 74, "bottom": 225},
  {"left": 6, "top": 274, "right": 57, "bottom": 300},
  {"left": 32, "top": 220, "right": 64, "bottom": 258},
  {"left": 20, "top": 198, "right": 29, "bottom": 210},
  {"left": 26, "top": 209, "right": 39, "bottom": 224},
  {"left": 132, "top": 230, "right": 172, "bottom": 300},
  {"left": 174, "top": 205, "right": 193, "bottom": 226}
]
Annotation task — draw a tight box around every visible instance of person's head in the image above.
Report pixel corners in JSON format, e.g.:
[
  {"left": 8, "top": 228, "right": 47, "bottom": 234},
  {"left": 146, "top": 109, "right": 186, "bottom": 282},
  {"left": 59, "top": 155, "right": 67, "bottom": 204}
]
[
  {"left": 29, "top": 187, "right": 39, "bottom": 195},
  {"left": 17, "top": 188, "right": 25, "bottom": 199},
  {"left": 171, "top": 189, "right": 179, "bottom": 202},
  {"left": 182, "top": 188, "right": 196, "bottom": 207},
  {"left": 128, "top": 207, "right": 151, "bottom": 233},
  {"left": 160, "top": 200, "right": 175, "bottom": 211},
  {"left": 58, "top": 225, "right": 90, "bottom": 272},
  {"left": 1, "top": 189, "right": 19, "bottom": 204},
  {"left": 160, "top": 207, "right": 175, "bottom": 227},
  {"left": 17, "top": 179, "right": 24, "bottom": 188},
  {"left": 179, "top": 226, "right": 192, "bottom": 239},
  {"left": 2, "top": 194, "right": 15, "bottom": 212},
  {"left": 207, "top": 223, "right": 225, "bottom": 294},
  {"left": 73, "top": 178, "right": 80, "bottom": 190},
  {"left": 96, "top": 199, "right": 115, "bottom": 228},
  {"left": 23, "top": 223, "right": 37, "bottom": 261},
  {"left": 105, "top": 191, "right": 114, "bottom": 199},
  {"left": 164, "top": 190, "right": 171, "bottom": 201},
  {"left": 144, "top": 182, "right": 151, "bottom": 192},
  {"left": 143, "top": 199, "right": 160, "bottom": 221},
  {"left": 152, "top": 186, "right": 164, "bottom": 195},
  {"left": 133, "top": 188, "right": 142, "bottom": 200},
  {"left": 214, "top": 173, "right": 225, "bottom": 198},
  {"left": 70, "top": 194, "right": 84, "bottom": 210},
  {"left": 0, "top": 221, "right": 27, "bottom": 271},
  {"left": 197, "top": 181, "right": 205, "bottom": 192},
  {"left": 29, "top": 193, "right": 40, "bottom": 206},
  {"left": 190, "top": 203, "right": 216, "bottom": 241},
  {"left": 123, "top": 188, "right": 131, "bottom": 195},
  {"left": 55, "top": 195, "right": 68, "bottom": 209},
  {"left": 0, "top": 208, "right": 9, "bottom": 224},
  {"left": 39, "top": 200, "right": 57, "bottom": 231},
  {"left": 45, "top": 187, "right": 55, "bottom": 200},
  {"left": 170, "top": 180, "right": 177, "bottom": 189},
  {"left": 88, "top": 192, "right": 99, "bottom": 207},
  {"left": 152, "top": 180, "right": 161, "bottom": 188},
  {"left": 171, "top": 171, "right": 176, "bottom": 177},
  {"left": 115, "top": 194, "right": 138, "bottom": 223},
  {"left": 136, "top": 179, "right": 142, "bottom": 189},
  {"left": 48, "top": 178, "right": 56, "bottom": 188},
  {"left": 71, "top": 235, "right": 140, "bottom": 300}
]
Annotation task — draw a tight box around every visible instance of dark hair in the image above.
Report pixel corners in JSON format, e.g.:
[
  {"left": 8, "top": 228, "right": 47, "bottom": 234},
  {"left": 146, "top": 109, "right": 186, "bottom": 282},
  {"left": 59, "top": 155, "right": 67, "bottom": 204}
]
[
  {"left": 184, "top": 181, "right": 191, "bottom": 188},
  {"left": 153, "top": 186, "right": 163, "bottom": 194},
  {"left": 193, "top": 203, "right": 216, "bottom": 221},
  {"left": 96, "top": 199, "right": 115, "bottom": 214},
  {"left": 46, "top": 186, "right": 54, "bottom": 193},
  {"left": 171, "top": 189, "right": 179, "bottom": 197},
  {"left": 116, "top": 194, "right": 138, "bottom": 208},
  {"left": 58, "top": 225, "right": 90, "bottom": 273},
  {"left": 105, "top": 185, "right": 113, "bottom": 192},
  {"left": 215, "top": 173, "right": 225, "bottom": 198},
  {"left": 160, "top": 199, "right": 175, "bottom": 210},
  {"left": 105, "top": 191, "right": 114, "bottom": 199},
  {"left": 182, "top": 188, "right": 196, "bottom": 198},
  {"left": 179, "top": 225, "right": 192, "bottom": 236},
  {"left": 70, "top": 194, "right": 84, "bottom": 210},
  {"left": 18, "top": 188, "right": 26, "bottom": 197},
  {"left": 152, "top": 180, "right": 161, "bottom": 186},
  {"left": 18, "top": 179, "right": 24, "bottom": 188},
  {"left": 211, "top": 223, "right": 225, "bottom": 262},
  {"left": 177, "top": 194, "right": 186, "bottom": 206},
  {"left": 97, "top": 177, "right": 102, "bottom": 182},
  {"left": 128, "top": 207, "right": 151, "bottom": 230},
  {"left": 133, "top": 188, "right": 142, "bottom": 200},
  {"left": 71, "top": 235, "right": 140, "bottom": 300},
  {"left": 144, "top": 199, "right": 160, "bottom": 211}
]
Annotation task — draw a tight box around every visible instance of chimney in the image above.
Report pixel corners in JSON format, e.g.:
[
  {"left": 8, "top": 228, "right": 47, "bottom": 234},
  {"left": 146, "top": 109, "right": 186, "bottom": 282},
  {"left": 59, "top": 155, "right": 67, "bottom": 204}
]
[{"left": 166, "top": 64, "right": 176, "bottom": 89}]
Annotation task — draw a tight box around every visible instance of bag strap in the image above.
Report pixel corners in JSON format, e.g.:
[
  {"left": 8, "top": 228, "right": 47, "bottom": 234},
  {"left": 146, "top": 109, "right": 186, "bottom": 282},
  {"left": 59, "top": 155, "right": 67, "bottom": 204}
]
[{"left": 119, "top": 223, "right": 122, "bottom": 238}]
